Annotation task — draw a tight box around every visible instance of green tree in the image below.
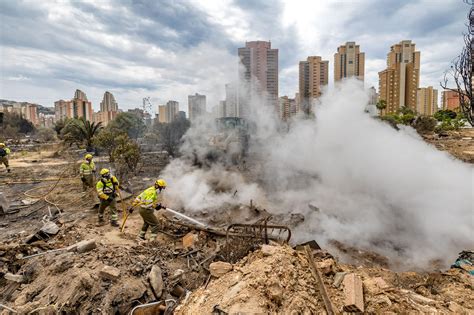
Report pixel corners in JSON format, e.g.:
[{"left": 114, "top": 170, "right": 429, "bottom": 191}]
[
  {"left": 93, "top": 129, "right": 124, "bottom": 161},
  {"left": 376, "top": 100, "right": 387, "bottom": 115},
  {"left": 112, "top": 134, "right": 141, "bottom": 178},
  {"left": 108, "top": 112, "right": 146, "bottom": 139}
]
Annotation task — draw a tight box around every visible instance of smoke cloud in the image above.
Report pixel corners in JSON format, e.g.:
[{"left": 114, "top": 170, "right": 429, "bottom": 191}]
[{"left": 160, "top": 79, "right": 473, "bottom": 269}]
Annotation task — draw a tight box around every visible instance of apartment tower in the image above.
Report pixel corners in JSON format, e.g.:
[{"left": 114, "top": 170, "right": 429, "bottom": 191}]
[
  {"left": 238, "top": 41, "right": 279, "bottom": 117},
  {"left": 416, "top": 86, "right": 438, "bottom": 116},
  {"left": 100, "top": 91, "right": 118, "bottom": 112},
  {"left": 334, "top": 42, "right": 365, "bottom": 82},
  {"left": 299, "top": 56, "right": 329, "bottom": 114},
  {"left": 188, "top": 93, "right": 206, "bottom": 121},
  {"left": 378, "top": 40, "right": 420, "bottom": 114}
]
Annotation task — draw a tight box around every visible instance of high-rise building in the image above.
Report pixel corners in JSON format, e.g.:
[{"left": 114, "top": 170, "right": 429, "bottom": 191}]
[
  {"left": 238, "top": 41, "right": 279, "bottom": 116},
  {"left": 299, "top": 56, "right": 329, "bottom": 113},
  {"left": 279, "top": 95, "right": 298, "bottom": 121},
  {"left": 368, "top": 86, "right": 378, "bottom": 105},
  {"left": 378, "top": 40, "right": 420, "bottom": 114},
  {"left": 54, "top": 89, "right": 93, "bottom": 121},
  {"left": 442, "top": 90, "right": 467, "bottom": 111},
  {"left": 217, "top": 101, "right": 227, "bottom": 118},
  {"left": 100, "top": 91, "right": 118, "bottom": 112},
  {"left": 417, "top": 86, "right": 438, "bottom": 116},
  {"left": 166, "top": 100, "right": 179, "bottom": 123},
  {"left": 225, "top": 83, "right": 239, "bottom": 117},
  {"left": 94, "top": 91, "right": 119, "bottom": 126},
  {"left": 188, "top": 93, "right": 206, "bottom": 121},
  {"left": 334, "top": 42, "right": 365, "bottom": 82},
  {"left": 158, "top": 105, "right": 167, "bottom": 123}
]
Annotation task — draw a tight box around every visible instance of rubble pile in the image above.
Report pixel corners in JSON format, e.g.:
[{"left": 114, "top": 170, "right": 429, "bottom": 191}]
[
  {"left": 177, "top": 244, "right": 474, "bottom": 314},
  {"left": 1, "top": 143, "right": 473, "bottom": 314}
]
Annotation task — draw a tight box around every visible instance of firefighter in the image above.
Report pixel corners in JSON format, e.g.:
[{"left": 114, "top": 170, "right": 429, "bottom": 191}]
[
  {"left": 129, "top": 179, "right": 167, "bottom": 241},
  {"left": 0, "top": 143, "right": 11, "bottom": 173},
  {"left": 79, "top": 154, "right": 96, "bottom": 191},
  {"left": 96, "top": 168, "right": 119, "bottom": 226}
]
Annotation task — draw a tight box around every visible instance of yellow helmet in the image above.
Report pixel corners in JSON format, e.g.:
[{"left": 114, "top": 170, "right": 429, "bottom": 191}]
[
  {"left": 155, "top": 179, "right": 167, "bottom": 188},
  {"left": 85, "top": 154, "right": 93, "bottom": 160},
  {"left": 100, "top": 168, "right": 110, "bottom": 176},
  {"left": 0, "top": 143, "right": 5, "bottom": 147}
]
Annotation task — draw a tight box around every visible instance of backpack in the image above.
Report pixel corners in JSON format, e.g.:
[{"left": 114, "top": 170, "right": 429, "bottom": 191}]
[{"left": 0, "top": 148, "right": 6, "bottom": 157}]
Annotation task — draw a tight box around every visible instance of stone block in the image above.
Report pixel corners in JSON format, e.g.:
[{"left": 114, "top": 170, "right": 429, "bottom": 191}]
[{"left": 343, "top": 273, "right": 364, "bottom": 313}]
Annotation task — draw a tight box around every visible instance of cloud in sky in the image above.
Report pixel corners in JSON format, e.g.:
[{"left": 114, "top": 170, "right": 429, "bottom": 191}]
[{"left": 0, "top": 0, "right": 469, "bottom": 112}]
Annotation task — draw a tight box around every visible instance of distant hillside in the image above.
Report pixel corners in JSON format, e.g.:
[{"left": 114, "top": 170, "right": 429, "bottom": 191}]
[{"left": 0, "top": 99, "right": 54, "bottom": 115}]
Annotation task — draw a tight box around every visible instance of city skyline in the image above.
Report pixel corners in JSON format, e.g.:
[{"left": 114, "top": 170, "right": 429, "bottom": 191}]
[{"left": 0, "top": 1, "right": 468, "bottom": 112}]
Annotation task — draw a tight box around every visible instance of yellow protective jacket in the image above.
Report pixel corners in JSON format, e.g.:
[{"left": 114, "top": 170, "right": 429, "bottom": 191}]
[
  {"left": 96, "top": 176, "right": 119, "bottom": 200},
  {"left": 80, "top": 161, "right": 96, "bottom": 176},
  {"left": 133, "top": 186, "right": 163, "bottom": 209},
  {"left": 0, "top": 147, "right": 10, "bottom": 157}
]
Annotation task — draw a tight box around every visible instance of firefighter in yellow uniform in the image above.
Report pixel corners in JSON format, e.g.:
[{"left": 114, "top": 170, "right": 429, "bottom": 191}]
[
  {"left": 130, "top": 179, "right": 167, "bottom": 240},
  {"left": 79, "top": 154, "right": 96, "bottom": 191},
  {"left": 0, "top": 143, "right": 11, "bottom": 173},
  {"left": 96, "top": 168, "right": 119, "bottom": 226}
]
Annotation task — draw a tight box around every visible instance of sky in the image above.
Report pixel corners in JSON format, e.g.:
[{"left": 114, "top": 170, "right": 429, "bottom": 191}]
[{"left": 0, "top": 0, "right": 469, "bottom": 114}]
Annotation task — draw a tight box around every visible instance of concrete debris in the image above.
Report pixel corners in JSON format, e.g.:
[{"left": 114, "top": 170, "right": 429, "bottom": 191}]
[
  {"left": 209, "top": 261, "right": 233, "bottom": 278},
  {"left": 333, "top": 272, "right": 346, "bottom": 288},
  {"left": 343, "top": 273, "right": 364, "bottom": 313},
  {"left": 4, "top": 272, "right": 26, "bottom": 283},
  {"left": 40, "top": 221, "right": 60, "bottom": 235},
  {"left": 315, "top": 258, "right": 335, "bottom": 276},
  {"left": 182, "top": 232, "right": 199, "bottom": 249},
  {"left": 171, "top": 269, "right": 185, "bottom": 281},
  {"left": 261, "top": 244, "right": 278, "bottom": 256},
  {"left": 149, "top": 265, "right": 164, "bottom": 298},
  {"left": 75, "top": 239, "right": 97, "bottom": 253},
  {"left": 363, "top": 276, "right": 389, "bottom": 294},
  {"left": 99, "top": 265, "right": 121, "bottom": 281}
]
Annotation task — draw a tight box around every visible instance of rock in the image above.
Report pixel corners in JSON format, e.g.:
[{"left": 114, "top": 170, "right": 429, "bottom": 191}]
[
  {"left": 268, "top": 282, "right": 283, "bottom": 304},
  {"left": 316, "top": 259, "right": 335, "bottom": 275},
  {"left": 333, "top": 272, "right": 347, "bottom": 288},
  {"left": 363, "top": 276, "right": 389, "bottom": 294},
  {"left": 76, "top": 239, "right": 97, "bottom": 253},
  {"left": 99, "top": 265, "right": 121, "bottom": 281},
  {"left": 149, "top": 265, "right": 163, "bottom": 298},
  {"left": 407, "top": 291, "right": 435, "bottom": 305},
  {"left": 261, "top": 244, "right": 278, "bottom": 256},
  {"left": 209, "top": 261, "right": 233, "bottom": 278},
  {"left": 40, "top": 221, "right": 60, "bottom": 235},
  {"left": 171, "top": 269, "right": 185, "bottom": 281},
  {"left": 343, "top": 273, "right": 364, "bottom": 313},
  {"left": 5, "top": 273, "right": 26, "bottom": 283},
  {"left": 182, "top": 232, "right": 198, "bottom": 249}
]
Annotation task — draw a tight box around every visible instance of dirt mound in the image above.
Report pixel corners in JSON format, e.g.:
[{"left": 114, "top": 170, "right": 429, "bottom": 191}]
[{"left": 176, "top": 244, "right": 474, "bottom": 314}]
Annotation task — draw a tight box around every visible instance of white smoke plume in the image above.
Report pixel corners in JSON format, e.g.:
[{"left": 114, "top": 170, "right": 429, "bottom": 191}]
[{"left": 161, "top": 79, "right": 473, "bottom": 269}]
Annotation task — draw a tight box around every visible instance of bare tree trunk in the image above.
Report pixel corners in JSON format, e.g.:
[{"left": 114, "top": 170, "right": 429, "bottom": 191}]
[{"left": 440, "top": 1, "right": 473, "bottom": 125}]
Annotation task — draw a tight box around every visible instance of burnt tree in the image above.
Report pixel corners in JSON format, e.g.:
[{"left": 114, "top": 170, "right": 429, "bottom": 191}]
[{"left": 441, "top": 1, "right": 473, "bottom": 125}]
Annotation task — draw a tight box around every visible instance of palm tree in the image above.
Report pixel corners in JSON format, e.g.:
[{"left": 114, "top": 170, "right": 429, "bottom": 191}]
[{"left": 62, "top": 117, "right": 103, "bottom": 150}]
